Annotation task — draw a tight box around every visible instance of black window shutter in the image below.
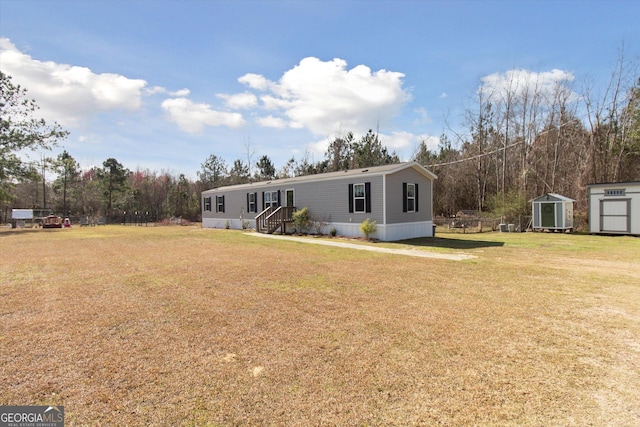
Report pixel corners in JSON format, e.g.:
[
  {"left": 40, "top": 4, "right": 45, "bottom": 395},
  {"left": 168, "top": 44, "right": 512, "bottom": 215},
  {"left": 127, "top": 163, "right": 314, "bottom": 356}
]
[
  {"left": 262, "top": 192, "right": 265, "bottom": 211},
  {"left": 215, "top": 196, "right": 218, "bottom": 213},
  {"left": 222, "top": 195, "right": 225, "bottom": 213},
  {"left": 254, "top": 193, "right": 258, "bottom": 212},
  {"left": 365, "top": 182, "right": 371, "bottom": 213},
  {"left": 348, "top": 184, "right": 354, "bottom": 213},
  {"left": 246, "top": 193, "right": 250, "bottom": 213},
  {"left": 403, "top": 183, "right": 408, "bottom": 212},
  {"left": 415, "top": 183, "right": 419, "bottom": 212},
  {"left": 277, "top": 190, "right": 281, "bottom": 206}
]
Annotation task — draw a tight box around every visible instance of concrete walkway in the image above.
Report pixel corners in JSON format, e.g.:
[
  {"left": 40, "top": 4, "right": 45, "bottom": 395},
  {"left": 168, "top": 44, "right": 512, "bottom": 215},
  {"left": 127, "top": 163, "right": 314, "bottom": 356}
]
[{"left": 246, "top": 232, "right": 476, "bottom": 261}]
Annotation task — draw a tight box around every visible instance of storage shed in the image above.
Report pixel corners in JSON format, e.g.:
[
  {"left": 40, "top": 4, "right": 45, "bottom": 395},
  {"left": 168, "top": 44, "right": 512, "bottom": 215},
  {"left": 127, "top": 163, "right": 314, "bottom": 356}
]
[
  {"left": 531, "top": 193, "right": 575, "bottom": 232},
  {"left": 587, "top": 182, "right": 640, "bottom": 236},
  {"left": 11, "top": 209, "right": 34, "bottom": 228}
]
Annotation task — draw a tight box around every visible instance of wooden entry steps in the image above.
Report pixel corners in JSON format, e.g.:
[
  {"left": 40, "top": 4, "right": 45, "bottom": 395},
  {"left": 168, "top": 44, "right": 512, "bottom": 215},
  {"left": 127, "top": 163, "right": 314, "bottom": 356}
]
[{"left": 255, "top": 206, "right": 296, "bottom": 234}]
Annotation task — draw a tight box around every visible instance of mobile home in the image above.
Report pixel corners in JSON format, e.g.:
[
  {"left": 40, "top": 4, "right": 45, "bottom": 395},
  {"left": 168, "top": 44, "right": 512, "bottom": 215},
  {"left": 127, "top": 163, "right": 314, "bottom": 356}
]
[{"left": 202, "top": 162, "right": 437, "bottom": 241}]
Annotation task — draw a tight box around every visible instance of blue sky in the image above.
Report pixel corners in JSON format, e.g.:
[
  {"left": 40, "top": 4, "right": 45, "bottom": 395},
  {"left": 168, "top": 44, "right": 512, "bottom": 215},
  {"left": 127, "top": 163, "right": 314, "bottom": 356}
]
[{"left": 1, "top": 0, "right": 638, "bottom": 178}]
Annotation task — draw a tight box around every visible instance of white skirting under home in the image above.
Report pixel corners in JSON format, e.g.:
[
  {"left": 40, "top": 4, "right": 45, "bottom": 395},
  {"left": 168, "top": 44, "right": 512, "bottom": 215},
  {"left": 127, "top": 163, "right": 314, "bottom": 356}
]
[{"left": 202, "top": 218, "right": 433, "bottom": 241}]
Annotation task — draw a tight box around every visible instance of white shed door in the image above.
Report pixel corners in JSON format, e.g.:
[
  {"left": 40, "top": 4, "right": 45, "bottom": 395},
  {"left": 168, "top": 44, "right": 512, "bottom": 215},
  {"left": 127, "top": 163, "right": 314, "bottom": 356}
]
[{"left": 600, "top": 199, "right": 629, "bottom": 233}]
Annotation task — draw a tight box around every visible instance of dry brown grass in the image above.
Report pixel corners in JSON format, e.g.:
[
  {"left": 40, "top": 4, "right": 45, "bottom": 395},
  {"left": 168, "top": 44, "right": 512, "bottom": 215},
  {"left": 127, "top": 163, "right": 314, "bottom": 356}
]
[{"left": 1, "top": 226, "right": 639, "bottom": 426}]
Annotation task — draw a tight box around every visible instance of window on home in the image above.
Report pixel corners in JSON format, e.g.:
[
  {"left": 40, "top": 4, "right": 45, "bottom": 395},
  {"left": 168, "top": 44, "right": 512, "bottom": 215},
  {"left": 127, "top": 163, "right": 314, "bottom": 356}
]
[
  {"left": 349, "top": 183, "right": 370, "bottom": 213},
  {"left": 406, "top": 183, "right": 415, "bottom": 212},
  {"left": 264, "top": 191, "right": 279, "bottom": 209},
  {"left": 216, "top": 195, "right": 225, "bottom": 213},
  {"left": 204, "top": 197, "right": 212, "bottom": 211},
  {"left": 403, "top": 182, "right": 419, "bottom": 212},
  {"left": 247, "top": 192, "right": 256, "bottom": 213},
  {"left": 354, "top": 183, "right": 365, "bottom": 212}
]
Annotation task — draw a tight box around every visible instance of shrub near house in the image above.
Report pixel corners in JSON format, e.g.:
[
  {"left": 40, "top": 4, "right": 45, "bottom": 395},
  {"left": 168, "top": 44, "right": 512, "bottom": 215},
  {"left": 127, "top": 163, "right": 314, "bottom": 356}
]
[{"left": 359, "top": 218, "right": 377, "bottom": 240}]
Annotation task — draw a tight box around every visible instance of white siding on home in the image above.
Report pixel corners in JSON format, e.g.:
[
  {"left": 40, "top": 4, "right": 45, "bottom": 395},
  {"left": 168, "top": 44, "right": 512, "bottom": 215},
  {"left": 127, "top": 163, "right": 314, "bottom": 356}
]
[
  {"left": 381, "top": 221, "right": 433, "bottom": 241},
  {"left": 282, "top": 220, "right": 434, "bottom": 240}
]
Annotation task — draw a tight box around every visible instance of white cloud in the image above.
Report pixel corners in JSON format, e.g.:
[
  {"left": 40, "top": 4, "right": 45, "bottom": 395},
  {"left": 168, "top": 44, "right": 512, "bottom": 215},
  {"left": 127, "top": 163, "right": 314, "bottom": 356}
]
[
  {"left": 259, "top": 94, "right": 294, "bottom": 111},
  {"left": 479, "top": 68, "right": 575, "bottom": 103},
  {"left": 238, "top": 73, "right": 270, "bottom": 90},
  {"left": 383, "top": 131, "right": 417, "bottom": 151},
  {"left": 306, "top": 137, "right": 332, "bottom": 160},
  {"left": 217, "top": 92, "right": 258, "bottom": 109},
  {"left": 145, "top": 86, "right": 166, "bottom": 95},
  {"left": 234, "top": 57, "right": 411, "bottom": 136},
  {"left": 302, "top": 130, "right": 438, "bottom": 163},
  {"left": 256, "top": 115, "right": 288, "bottom": 128},
  {"left": 418, "top": 134, "right": 441, "bottom": 151},
  {"left": 172, "top": 88, "right": 191, "bottom": 97},
  {"left": 379, "top": 131, "right": 440, "bottom": 159},
  {"left": 414, "top": 107, "right": 432, "bottom": 124},
  {"left": 0, "top": 37, "right": 147, "bottom": 127},
  {"left": 146, "top": 86, "right": 190, "bottom": 97},
  {"left": 161, "top": 98, "right": 245, "bottom": 133}
]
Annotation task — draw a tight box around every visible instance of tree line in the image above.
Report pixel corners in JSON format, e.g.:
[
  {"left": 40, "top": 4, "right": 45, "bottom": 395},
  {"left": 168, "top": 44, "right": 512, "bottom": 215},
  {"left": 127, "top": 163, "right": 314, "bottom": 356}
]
[
  {"left": 415, "top": 53, "right": 639, "bottom": 220},
  {"left": 1, "top": 129, "right": 399, "bottom": 223},
  {"left": 2, "top": 52, "right": 638, "bottom": 225}
]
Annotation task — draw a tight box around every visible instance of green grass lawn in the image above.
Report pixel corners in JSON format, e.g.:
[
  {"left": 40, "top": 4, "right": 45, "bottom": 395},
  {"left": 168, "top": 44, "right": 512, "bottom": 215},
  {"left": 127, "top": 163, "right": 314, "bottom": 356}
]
[{"left": 1, "top": 225, "right": 639, "bottom": 425}]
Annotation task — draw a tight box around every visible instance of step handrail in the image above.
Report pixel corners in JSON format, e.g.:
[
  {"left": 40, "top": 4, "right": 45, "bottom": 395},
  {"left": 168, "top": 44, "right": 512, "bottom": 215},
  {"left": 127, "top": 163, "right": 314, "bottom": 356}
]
[
  {"left": 255, "top": 206, "right": 273, "bottom": 233},
  {"left": 258, "top": 206, "right": 296, "bottom": 234}
]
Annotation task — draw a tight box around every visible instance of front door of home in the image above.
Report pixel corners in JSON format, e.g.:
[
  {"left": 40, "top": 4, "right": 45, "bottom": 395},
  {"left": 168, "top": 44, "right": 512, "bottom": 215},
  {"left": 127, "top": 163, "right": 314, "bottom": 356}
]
[{"left": 285, "top": 189, "right": 294, "bottom": 207}]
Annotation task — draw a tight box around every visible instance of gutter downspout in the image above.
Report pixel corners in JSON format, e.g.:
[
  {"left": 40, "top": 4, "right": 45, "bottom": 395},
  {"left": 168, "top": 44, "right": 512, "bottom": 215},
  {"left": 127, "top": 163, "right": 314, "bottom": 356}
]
[
  {"left": 382, "top": 173, "right": 387, "bottom": 241},
  {"left": 431, "top": 177, "right": 435, "bottom": 237}
]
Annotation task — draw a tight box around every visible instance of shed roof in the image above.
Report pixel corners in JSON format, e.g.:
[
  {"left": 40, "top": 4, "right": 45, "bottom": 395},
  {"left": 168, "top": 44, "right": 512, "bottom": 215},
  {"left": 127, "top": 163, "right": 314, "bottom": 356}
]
[
  {"left": 202, "top": 162, "right": 437, "bottom": 194},
  {"left": 532, "top": 193, "right": 575, "bottom": 203},
  {"left": 587, "top": 181, "right": 640, "bottom": 188}
]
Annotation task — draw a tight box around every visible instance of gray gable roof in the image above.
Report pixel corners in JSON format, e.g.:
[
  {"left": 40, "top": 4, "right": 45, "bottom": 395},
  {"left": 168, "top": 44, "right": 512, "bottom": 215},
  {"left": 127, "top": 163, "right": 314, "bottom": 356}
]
[
  {"left": 532, "top": 193, "right": 575, "bottom": 202},
  {"left": 202, "top": 162, "right": 436, "bottom": 194}
]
